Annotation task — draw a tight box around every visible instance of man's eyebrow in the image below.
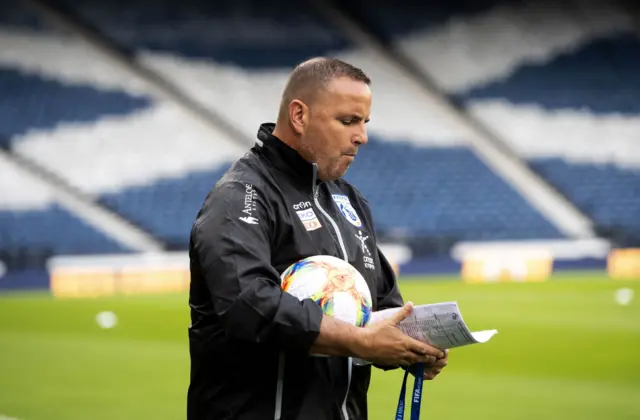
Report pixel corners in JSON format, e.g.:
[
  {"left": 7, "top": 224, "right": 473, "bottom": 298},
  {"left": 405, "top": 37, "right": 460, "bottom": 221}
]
[{"left": 340, "top": 114, "right": 371, "bottom": 122}]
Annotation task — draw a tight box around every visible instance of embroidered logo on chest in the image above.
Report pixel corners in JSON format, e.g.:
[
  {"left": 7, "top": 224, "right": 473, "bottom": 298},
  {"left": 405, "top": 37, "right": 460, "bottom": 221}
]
[{"left": 332, "top": 194, "right": 362, "bottom": 228}]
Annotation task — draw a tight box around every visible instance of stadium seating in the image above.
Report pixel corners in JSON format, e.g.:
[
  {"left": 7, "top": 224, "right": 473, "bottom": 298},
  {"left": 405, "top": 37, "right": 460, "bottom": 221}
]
[
  {"left": 0, "top": 205, "right": 128, "bottom": 255},
  {"left": 45, "top": 0, "right": 352, "bottom": 66},
  {"left": 346, "top": 138, "right": 562, "bottom": 241},
  {"left": 0, "top": 0, "right": 49, "bottom": 30},
  {"left": 0, "top": 67, "right": 151, "bottom": 148},
  {"left": 337, "top": 0, "right": 640, "bottom": 242},
  {"left": 460, "top": 34, "right": 640, "bottom": 241},
  {"left": 454, "top": 28, "right": 640, "bottom": 241},
  {"left": 0, "top": 154, "right": 128, "bottom": 257},
  {"left": 458, "top": 35, "right": 640, "bottom": 114},
  {"left": 0, "top": 0, "right": 570, "bottom": 256},
  {"left": 50, "top": 0, "right": 566, "bottom": 244},
  {"left": 335, "top": 0, "right": 505, "bottom": 41},
  {"left": 0, "top": 0, "right": 249, "bottom": 251},
  {"left": 0, "top": 2, "right": 132, "bottom": 259},
  {"left": 99, "top": 165, "right": 232, "bottom": 249},
  {"left": 529, "top": 159, "right": 640, "bottom": 243}
]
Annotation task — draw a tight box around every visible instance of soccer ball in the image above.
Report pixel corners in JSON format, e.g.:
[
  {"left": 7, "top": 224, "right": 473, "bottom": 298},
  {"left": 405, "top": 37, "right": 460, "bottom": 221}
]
[{"left": 280, "top": 255, "right": 372, "bottom": 328}]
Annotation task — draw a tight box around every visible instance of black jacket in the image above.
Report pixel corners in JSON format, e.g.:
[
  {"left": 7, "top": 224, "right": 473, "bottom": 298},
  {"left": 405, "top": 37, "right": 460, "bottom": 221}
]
[{"left": 187, "top": 123, "right": 404, "bottom": 420}]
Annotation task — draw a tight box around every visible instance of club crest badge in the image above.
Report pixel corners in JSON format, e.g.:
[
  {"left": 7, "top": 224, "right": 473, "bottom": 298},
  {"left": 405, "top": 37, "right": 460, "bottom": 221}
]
[{"left": 332, "top": 194, "right": 362, "bottom": 228}]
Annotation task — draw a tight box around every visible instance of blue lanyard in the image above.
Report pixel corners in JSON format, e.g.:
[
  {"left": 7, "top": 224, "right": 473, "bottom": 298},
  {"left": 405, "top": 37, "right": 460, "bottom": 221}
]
[{"left": 395, "top": 363, "right": 424, "bottom": 420}]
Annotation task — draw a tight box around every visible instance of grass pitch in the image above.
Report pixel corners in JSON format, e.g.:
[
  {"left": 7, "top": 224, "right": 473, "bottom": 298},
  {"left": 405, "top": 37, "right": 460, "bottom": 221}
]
[{"left": 0, "top": 272, "right": 639, "bottom": 419}]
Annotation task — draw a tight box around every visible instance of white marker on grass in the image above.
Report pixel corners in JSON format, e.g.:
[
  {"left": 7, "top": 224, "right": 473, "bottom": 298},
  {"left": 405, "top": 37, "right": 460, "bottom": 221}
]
[
  {"left": 96, "top": 311, "right": 118, "bottom": 329},
  {"left": 614, "top": 288, "right": 634, "bottom": 306}
]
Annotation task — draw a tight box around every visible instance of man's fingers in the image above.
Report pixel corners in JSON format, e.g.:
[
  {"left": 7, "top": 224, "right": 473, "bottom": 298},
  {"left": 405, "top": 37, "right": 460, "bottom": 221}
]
[
  {"left": 413, "top": 342, "right": 445, "bottom": 360},
  {"left": 436, "top": 349, "right": 449, "bottom": 359},
  {"left": 404, "top": 335, "right": 445, "bottom": 361},
  {"left": 400, "top": 348, "right": 436, "bottom": 367},
  {"left": 424, "top": 368, "right": 442, "bottom": 380},
  {"left": 408, "top": 353, "right": 436, "bottom": 366},
  {"left": 388, "top": 302, "right": 414, "bottom": 326},
  {"left": 406, "top": 338, "right": 427, "bottom": 355},
  {"left": 430, "top": 357, "right": 448, "bottom": 368},
  {"left": 397, "top": 356, "right": 413, "bottom": 367}
]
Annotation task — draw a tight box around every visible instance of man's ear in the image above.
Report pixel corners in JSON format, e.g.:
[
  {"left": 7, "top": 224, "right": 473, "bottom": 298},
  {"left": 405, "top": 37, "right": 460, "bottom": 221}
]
[{"left": 289, "top": 99, "right": 308, "bottom": 135}]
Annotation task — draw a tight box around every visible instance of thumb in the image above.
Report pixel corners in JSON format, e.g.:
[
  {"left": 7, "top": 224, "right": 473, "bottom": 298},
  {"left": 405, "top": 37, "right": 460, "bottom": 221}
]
[{"left": 387, "top": 301, "right": 414, "bottom": 326}]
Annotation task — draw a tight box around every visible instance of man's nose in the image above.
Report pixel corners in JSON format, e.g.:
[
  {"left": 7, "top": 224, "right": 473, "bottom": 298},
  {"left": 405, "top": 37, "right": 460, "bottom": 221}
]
[{"left": 353, "top": 128, "right": 368, "bottom": 146}]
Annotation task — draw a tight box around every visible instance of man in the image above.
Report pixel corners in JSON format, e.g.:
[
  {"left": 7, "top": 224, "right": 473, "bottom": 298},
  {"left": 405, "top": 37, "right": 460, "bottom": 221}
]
[{"left": 188, "top": 57, "right": 448, "bottom": 420}]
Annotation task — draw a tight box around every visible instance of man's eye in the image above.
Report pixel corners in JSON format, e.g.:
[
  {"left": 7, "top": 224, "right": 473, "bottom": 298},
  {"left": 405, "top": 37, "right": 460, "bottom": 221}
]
[{"left": 341, "top": 119, "right": 355, "bottom": 125}]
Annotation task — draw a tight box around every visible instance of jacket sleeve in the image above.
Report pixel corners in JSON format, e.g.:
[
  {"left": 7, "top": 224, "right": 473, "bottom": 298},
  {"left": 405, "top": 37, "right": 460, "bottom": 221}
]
[{"left": 192, "top": 180, "right": 323, "bottom": 354}]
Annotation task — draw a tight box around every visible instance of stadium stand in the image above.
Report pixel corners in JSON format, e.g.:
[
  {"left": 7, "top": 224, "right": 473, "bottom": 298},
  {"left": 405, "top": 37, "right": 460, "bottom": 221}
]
[
  {"left": 0, "top": 153, "right": 128, "bottom": 258},
  {"left": 0, "top": 0, "right": 563, "bottom": 254},
  {"left": 458, "top": 34, "right": 640, "bottom": 244},
  {"left": 0, "top": 66, "right": 151, "bottom": 148},
  {"left": 334, "top": 0, "right": 506, "bottom": 42},
  {"left": 346, "top": 141, "right": 563, "bottom": 241},
  {"left": 0, "top": 0, "right": 248, "bottom": 252},
  {"left": 46, "top": 0, "right": 352, "bottom": 67},
  {"left": 335, "top": 0, "right": 640, "bottom": 245},
  {"left": 0, "top": 3, "right": 132, "bottom": 259},
  {"left": 11, "top": 0, "right": 639, "bottom": 262},
  {"left": 99, "top": 165, "right": 233, "bottom": 249},
  {"left": 0, "top": 0, "right": 48, "bottom": 29}
]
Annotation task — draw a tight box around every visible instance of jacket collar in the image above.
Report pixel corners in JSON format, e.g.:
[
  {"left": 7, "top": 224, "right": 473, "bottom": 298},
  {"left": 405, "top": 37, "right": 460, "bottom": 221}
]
[{"left": 256, "top": 122, "right": 320, "bottom": 189}]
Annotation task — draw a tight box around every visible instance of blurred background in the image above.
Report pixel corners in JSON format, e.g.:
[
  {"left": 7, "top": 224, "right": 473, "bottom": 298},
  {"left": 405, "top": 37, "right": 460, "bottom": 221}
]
[{"left": 0, "top": 0, "right": 639, "bottom": 418}]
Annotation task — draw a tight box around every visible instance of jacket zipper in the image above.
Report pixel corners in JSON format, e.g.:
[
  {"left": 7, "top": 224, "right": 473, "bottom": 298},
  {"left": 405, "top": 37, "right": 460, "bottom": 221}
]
[
  {"left": 273, "top": 165, "right": 352, "bottom": 420},
  {"left": 312, "top": 165, "right": 348, "bottom": 261},
  {"left": 311, "top": 164, "right": 351, "bottom": 420}
]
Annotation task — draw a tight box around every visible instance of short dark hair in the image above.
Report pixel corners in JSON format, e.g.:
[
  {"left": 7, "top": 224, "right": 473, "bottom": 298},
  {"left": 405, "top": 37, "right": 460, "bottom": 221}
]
[{"left": 278, "top": 57, "right": 371, "bottom": 119}]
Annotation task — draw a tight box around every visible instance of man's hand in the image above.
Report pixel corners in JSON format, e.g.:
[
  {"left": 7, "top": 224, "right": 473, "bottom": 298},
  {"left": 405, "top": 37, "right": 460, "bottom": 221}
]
[
  {"left": 352, "top": 302, "right": 445, "bottom": 367},
  {"left": 422, "top": 349, "right": 448, "bottom": 380}
]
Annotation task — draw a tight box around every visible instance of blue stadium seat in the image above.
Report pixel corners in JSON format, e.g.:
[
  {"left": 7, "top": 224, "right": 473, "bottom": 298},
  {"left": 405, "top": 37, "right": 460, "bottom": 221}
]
[
  {"left": 97, "top": 138, "right": 563, "bottom": 249},
  {"left": 1, "top": 0, "right": 569, "bottom": 253},
  {"left": 458, "top": 35, "right": 640, "bottom": 114},
  {"left": 5, "top": 0, "right": 608, "bottom": 259},
  {"left": 334, "top": 0, "right": 505, "bottom": 40},
  {"left": 530, "top": 159, "right": 640, "bottom": 237},
  {"left": 0, "top": 67, "right": 151, "bottom": 143},
  {"left": 0, "top": 0, "right": 49, "bottom": 30},
  {"left": 0, "top": 205, "right": 129, "bottom": 255},
  {"left": 46, "top": 0, "right": 352, "bottom": 67},
  {"left": 346, "top": 137, "right": 563, "bottom": 241},
  {"left": 453, "top": 33, "right": 640, "bottom": 239},
  {"left": 99, "top": 164, "right": 232, "bottom": 248}
]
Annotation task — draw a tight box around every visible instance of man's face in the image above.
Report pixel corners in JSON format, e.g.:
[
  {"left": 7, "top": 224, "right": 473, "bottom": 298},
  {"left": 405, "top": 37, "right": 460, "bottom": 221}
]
[{"left": 298, "top": 77, "right": 371, "bottom": 181}]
